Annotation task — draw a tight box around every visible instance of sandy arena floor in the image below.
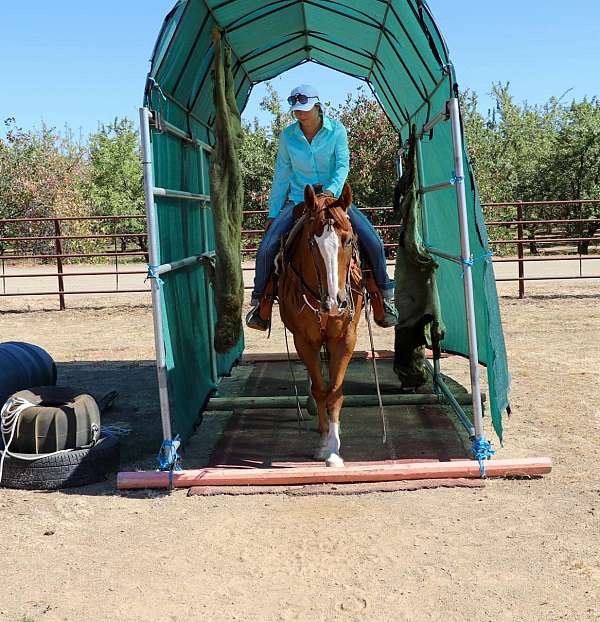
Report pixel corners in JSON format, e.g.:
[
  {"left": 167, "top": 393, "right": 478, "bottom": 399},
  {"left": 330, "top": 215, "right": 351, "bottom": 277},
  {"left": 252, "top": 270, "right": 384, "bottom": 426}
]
[{"left": 0, "top": 266, "right": 599, "bottom": 622}]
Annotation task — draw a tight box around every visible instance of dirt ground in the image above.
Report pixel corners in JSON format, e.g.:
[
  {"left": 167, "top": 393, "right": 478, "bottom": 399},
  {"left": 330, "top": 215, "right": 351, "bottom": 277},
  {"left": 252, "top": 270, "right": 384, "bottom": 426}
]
[{"left": 0, "top": 267, "right": 599, "bottom": 622}]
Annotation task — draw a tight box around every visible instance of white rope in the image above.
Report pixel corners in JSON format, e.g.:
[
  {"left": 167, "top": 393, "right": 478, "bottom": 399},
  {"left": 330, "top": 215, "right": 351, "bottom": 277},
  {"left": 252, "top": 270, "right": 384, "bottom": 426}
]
[{"left": 0, "top": 397, "right": 74, "bottom": 485}]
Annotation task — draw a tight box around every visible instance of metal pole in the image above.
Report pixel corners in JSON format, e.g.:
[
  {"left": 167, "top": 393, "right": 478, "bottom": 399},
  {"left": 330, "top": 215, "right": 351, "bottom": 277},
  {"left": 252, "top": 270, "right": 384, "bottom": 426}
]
[
  {"left": 203, "top": 219, "right": 219, "bottom": 386},
  {"left": 53, "top": 218, "right": 66, "bottom": 311},
  {"left": 140, "top": 107, "right": 173, "bottom": 442},
  {"left": 516, "top": 202, "right": 525, "bottom": 299},
  {"left": 448, "top": 97, "right": 485, "bottom": 441},
  {"left": 199, "top": 150, "right": 218, "bottom": 385}
]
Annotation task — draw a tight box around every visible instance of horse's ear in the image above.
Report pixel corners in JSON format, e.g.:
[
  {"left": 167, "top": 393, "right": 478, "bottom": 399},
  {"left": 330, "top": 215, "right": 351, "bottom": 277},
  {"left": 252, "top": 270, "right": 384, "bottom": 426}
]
[
  {"left": 338, "top": 183, "right": 352, "bottom": 211},
  {"left": 304, "top": 184, "right": 317, "bottom": 210}
]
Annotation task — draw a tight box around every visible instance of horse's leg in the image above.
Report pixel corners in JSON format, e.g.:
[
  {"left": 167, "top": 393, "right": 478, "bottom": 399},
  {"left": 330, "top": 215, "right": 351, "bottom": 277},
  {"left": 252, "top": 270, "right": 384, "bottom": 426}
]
[
  {"left": 323, "top": 332, "right": 358, "bottom": 467},
  {"left": 293, "top": 335, "right": 329, "bottom": 459}
]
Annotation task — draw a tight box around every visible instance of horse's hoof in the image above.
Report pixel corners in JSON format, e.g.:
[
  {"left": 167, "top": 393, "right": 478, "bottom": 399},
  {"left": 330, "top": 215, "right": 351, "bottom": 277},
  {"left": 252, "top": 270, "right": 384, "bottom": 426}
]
[{"left": 325, "top": 454, "right": 345, "bottom": 468}]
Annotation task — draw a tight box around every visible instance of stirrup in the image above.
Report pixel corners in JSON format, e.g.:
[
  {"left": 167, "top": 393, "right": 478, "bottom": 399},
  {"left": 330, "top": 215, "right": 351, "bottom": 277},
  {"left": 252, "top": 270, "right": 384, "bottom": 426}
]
[
  {"left": 374, "top": 298, "right": 399, "bottom": 328},
  {"left": 245, "top": 305, "right": 270, "bottom": 331}
]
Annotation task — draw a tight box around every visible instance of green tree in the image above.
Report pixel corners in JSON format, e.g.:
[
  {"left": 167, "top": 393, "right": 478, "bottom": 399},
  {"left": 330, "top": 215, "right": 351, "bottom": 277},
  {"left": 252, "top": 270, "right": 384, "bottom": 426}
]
[
  {"left": 0, "top": 118, "right": 89, "bottom": 257},
  {"left": 87, "top": 118, "right": 146, "bottom": 252},
  {"left": 328, "top": 89, "right": 398, "bottom": 210},
  {"left": 545, "top": 98, "right": 600, "bottom": 253}
]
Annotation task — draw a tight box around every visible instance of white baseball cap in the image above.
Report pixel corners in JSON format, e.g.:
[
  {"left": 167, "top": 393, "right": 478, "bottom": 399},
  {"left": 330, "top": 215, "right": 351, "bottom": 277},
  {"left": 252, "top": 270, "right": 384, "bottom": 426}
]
[{"left": 288, "top": 84, "right": 321, "bottom": 112}]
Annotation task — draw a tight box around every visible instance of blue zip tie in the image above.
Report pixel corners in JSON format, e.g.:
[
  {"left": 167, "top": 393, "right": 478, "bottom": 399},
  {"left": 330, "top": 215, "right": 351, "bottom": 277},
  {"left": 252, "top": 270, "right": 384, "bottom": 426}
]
[
  {"left": 460, "top": 251, "right": 493, "bottom": 277},
  {"left": 157, "top": 435, "right": 182, "bottom": 472},
  {"left": 450, "top": 174, "right": 464, "bottom": 185},
  {"left": 471, "top": 437, "right": 496, "bottom": 478},
  {"left": 145, "top": 264, "right": 164, "bottom": 286}
]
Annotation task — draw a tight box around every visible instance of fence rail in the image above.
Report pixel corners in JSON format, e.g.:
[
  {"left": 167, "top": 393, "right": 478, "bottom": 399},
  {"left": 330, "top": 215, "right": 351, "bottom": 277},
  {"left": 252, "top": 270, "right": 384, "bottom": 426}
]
[{"left": 1, "top": 200, "right": 598, "bottom": 308}]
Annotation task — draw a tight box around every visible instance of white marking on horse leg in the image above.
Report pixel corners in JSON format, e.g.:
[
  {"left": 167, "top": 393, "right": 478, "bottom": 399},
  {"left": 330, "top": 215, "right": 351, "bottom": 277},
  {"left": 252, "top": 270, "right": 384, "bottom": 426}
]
[
  {"left": 314, "top": 433, "right": 330, "bottom": 461},
  {"left": 324, "top": 422, "right": 344, "bottom": 467},
  {"left": 315, "top": 226, "right": 339, "bottom": 309}
]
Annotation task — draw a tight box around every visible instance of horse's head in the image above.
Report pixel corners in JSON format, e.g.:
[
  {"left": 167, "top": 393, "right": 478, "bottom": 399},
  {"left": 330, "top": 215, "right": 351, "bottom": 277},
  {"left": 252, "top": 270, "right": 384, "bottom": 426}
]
[{"left": 302, "top": 182, "right": 355, "bottom": 314}]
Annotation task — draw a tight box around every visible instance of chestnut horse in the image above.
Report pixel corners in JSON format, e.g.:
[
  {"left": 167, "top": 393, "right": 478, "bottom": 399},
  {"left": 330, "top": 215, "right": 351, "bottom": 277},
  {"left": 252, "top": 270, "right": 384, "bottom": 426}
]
[{"left": 278, "top": 183, "right": 364, "bottom": 467}]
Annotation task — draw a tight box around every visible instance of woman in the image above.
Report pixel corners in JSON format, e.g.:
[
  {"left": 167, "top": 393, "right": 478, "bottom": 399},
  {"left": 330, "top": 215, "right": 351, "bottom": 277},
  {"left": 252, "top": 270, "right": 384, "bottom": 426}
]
[{"left": 246, "top": 84, "right": 398, "bottom": 330}]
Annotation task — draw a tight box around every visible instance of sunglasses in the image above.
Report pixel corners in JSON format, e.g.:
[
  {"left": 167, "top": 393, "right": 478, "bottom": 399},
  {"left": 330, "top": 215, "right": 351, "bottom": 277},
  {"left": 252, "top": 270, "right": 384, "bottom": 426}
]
[{"left": 287, "top": 94, "right": 318, "bottom": 106}]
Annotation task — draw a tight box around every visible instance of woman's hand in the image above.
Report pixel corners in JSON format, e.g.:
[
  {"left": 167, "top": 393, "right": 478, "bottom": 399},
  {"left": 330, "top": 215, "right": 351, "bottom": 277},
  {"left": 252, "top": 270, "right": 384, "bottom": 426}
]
[{"left": 264, "top": 218, "right": 274, "bottom": 232}]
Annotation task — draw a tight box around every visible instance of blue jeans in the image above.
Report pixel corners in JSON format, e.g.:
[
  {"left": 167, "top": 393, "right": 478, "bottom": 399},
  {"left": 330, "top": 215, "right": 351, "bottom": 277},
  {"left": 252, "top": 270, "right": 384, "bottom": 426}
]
[{"left": 251, "top": 202, "right": 394, "bottom": 304}]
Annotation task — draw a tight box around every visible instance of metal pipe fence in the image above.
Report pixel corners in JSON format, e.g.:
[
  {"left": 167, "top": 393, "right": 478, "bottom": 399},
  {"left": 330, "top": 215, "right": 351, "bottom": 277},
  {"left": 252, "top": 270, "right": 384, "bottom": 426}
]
[
  {"left": 481, "top": 200, "right": 600, "bottom": 298},
  {"left": 1, "top": 200, "right": 598, "bottom": 308}
]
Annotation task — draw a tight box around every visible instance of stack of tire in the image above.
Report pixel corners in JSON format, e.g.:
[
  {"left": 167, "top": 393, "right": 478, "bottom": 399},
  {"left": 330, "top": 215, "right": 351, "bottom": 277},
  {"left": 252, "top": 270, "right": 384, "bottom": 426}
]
[{"left": 0, "top": 343, "right": 120, "bottom": 490}]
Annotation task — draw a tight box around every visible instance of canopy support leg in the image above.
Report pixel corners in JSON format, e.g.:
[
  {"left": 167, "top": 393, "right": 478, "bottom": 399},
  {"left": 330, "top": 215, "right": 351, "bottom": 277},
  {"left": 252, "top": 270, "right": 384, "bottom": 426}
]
[
  {"left": 448, "top": 97, "right": 492, "bottom": 472},
  {"left": 140, "top": 107, "right": 173, "bottom": 445}
]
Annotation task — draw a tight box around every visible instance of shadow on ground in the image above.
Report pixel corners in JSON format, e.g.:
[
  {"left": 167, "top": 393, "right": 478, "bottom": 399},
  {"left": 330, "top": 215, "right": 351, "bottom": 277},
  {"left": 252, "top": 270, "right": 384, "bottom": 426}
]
[{"left": 52, "top": 357, "right": 474, "bottom": 497}]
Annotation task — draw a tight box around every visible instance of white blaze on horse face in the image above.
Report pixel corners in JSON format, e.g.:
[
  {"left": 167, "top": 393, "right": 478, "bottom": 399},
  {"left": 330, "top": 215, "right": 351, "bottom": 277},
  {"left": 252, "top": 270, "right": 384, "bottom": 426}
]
[{"left": 315, "top": 224, "right": 339, "bottom": 309}]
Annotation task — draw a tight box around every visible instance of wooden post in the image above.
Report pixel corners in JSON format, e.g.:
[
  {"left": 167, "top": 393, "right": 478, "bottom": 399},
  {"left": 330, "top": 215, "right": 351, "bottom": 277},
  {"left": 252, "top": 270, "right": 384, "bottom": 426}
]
[
  {"left": 516, "top": 202, "right": 525, "bottom": 299},
  {"left": 118, "top": 457, "right": 553, "bottom": 490},
  {"left": 53, "top": 218, "right": 66, "bottom": 310}
]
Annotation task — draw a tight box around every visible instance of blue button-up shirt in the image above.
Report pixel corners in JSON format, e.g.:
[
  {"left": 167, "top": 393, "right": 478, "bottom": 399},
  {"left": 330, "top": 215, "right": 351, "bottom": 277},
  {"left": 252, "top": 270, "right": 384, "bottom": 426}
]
[{"left": 268, "top": 115, "right": 350, "bottom": 218}]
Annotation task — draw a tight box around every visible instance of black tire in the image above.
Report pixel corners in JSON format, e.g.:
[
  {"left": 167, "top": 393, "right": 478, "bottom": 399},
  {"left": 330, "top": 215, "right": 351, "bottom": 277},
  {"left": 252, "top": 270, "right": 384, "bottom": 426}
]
[{"left": 0, "top": 434, "right": 120, "bottom": 490}]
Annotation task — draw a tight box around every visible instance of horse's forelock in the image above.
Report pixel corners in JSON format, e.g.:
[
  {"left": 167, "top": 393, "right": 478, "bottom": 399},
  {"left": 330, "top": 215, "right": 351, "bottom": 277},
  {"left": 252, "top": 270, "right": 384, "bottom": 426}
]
[{"left": 301, "top": 195, "right": 352, "bottom": 236}]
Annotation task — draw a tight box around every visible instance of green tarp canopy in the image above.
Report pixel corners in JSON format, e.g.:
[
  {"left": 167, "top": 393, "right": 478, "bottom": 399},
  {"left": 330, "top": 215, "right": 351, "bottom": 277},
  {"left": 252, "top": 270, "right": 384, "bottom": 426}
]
[{"left": 144, "top": 0, "right": 510, "bottom": 442}]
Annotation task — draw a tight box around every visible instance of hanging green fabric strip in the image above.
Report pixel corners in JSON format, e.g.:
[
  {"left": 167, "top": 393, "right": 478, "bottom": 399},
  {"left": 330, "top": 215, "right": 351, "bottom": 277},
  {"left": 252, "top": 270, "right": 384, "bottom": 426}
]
[
  {"left": 393, "top": 128, "right": 445, "bottom": 388},
  {"left": 209, "top": 28, "right": 245, "bottom": 353}
]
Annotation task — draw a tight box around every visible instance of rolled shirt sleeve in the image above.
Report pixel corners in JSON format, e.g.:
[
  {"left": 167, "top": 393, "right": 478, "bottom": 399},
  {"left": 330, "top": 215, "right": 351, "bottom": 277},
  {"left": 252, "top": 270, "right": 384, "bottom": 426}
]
[
  {"left": 324, "top": 123, "right": 350, "bottom": 198},
  {"left": 268, "top": 136, "right": 293, "bottom": 218}
]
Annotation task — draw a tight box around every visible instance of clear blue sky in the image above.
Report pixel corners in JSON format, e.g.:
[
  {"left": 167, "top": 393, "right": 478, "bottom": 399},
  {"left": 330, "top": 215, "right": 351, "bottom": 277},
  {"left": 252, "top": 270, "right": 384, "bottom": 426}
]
[{"left": 1, "top": 1, "right": 598, "bottom": 136}]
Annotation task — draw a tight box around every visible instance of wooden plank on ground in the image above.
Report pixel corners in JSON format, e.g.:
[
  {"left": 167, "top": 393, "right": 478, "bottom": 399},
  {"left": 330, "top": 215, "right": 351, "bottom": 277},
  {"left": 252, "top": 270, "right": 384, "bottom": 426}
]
[{"left": 117, "top": 457, "right": 552, "bottom": 490}]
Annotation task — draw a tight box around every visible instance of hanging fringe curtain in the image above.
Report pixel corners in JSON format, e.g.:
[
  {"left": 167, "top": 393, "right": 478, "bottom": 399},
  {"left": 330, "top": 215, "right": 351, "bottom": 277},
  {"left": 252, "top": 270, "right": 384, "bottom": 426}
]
[
  {"left": 209, "top": 28, "right": 245, "bottom": 353},
  {"left": 393, "top": 126, "right": 445, "bottom": 387}
]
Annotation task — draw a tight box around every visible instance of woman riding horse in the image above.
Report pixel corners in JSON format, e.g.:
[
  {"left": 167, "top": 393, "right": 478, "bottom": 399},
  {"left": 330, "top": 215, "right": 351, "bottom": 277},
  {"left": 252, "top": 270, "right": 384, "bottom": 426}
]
[{"left": 246, "top": 83, "right": 398, "bottom": 330}]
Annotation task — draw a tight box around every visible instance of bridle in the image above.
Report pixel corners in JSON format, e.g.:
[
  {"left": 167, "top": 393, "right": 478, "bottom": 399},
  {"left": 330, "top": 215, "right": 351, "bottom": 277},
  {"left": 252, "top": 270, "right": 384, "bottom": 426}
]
[{"left": 288, "top": 197, "right": 360, "bottom": 330}]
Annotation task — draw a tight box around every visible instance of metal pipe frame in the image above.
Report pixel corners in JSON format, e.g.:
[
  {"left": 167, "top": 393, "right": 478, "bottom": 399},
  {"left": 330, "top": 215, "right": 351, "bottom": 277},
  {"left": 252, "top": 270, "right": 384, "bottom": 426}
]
[
  {"left": 426, "top": 246, "right": 463, "bottom": 266},
  {"left": 425, "top": 361, "right": 475, "bottom": 437},
  {"left": 420, "top": 105, "right": 450, "bottom": 136},
  {"left": 202, "top": 210, "right": 218, "bottom": 385},
  {"left": 206, "top": 392, "right": 484, "bottom": 412},
  {"left": 155, "top": 116, "right": 213, "bottom": 153},
  {"left": 140, "top": 107, "right": 173, "bottom": 443},
  {"left": 153, "top": 187, "right": 210, "bottom": 203},
  {"left": 419, "top": 179, "right": 454, "bottom": 195},
  {"left": 199, "top": 152, "right": 218, "bottom": 385},
  {"left": 448, "top": 96, "right": 486, "bottom": 442},
  {"left": 156, "top": 255, "right": 203, "bottom": 276}
]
